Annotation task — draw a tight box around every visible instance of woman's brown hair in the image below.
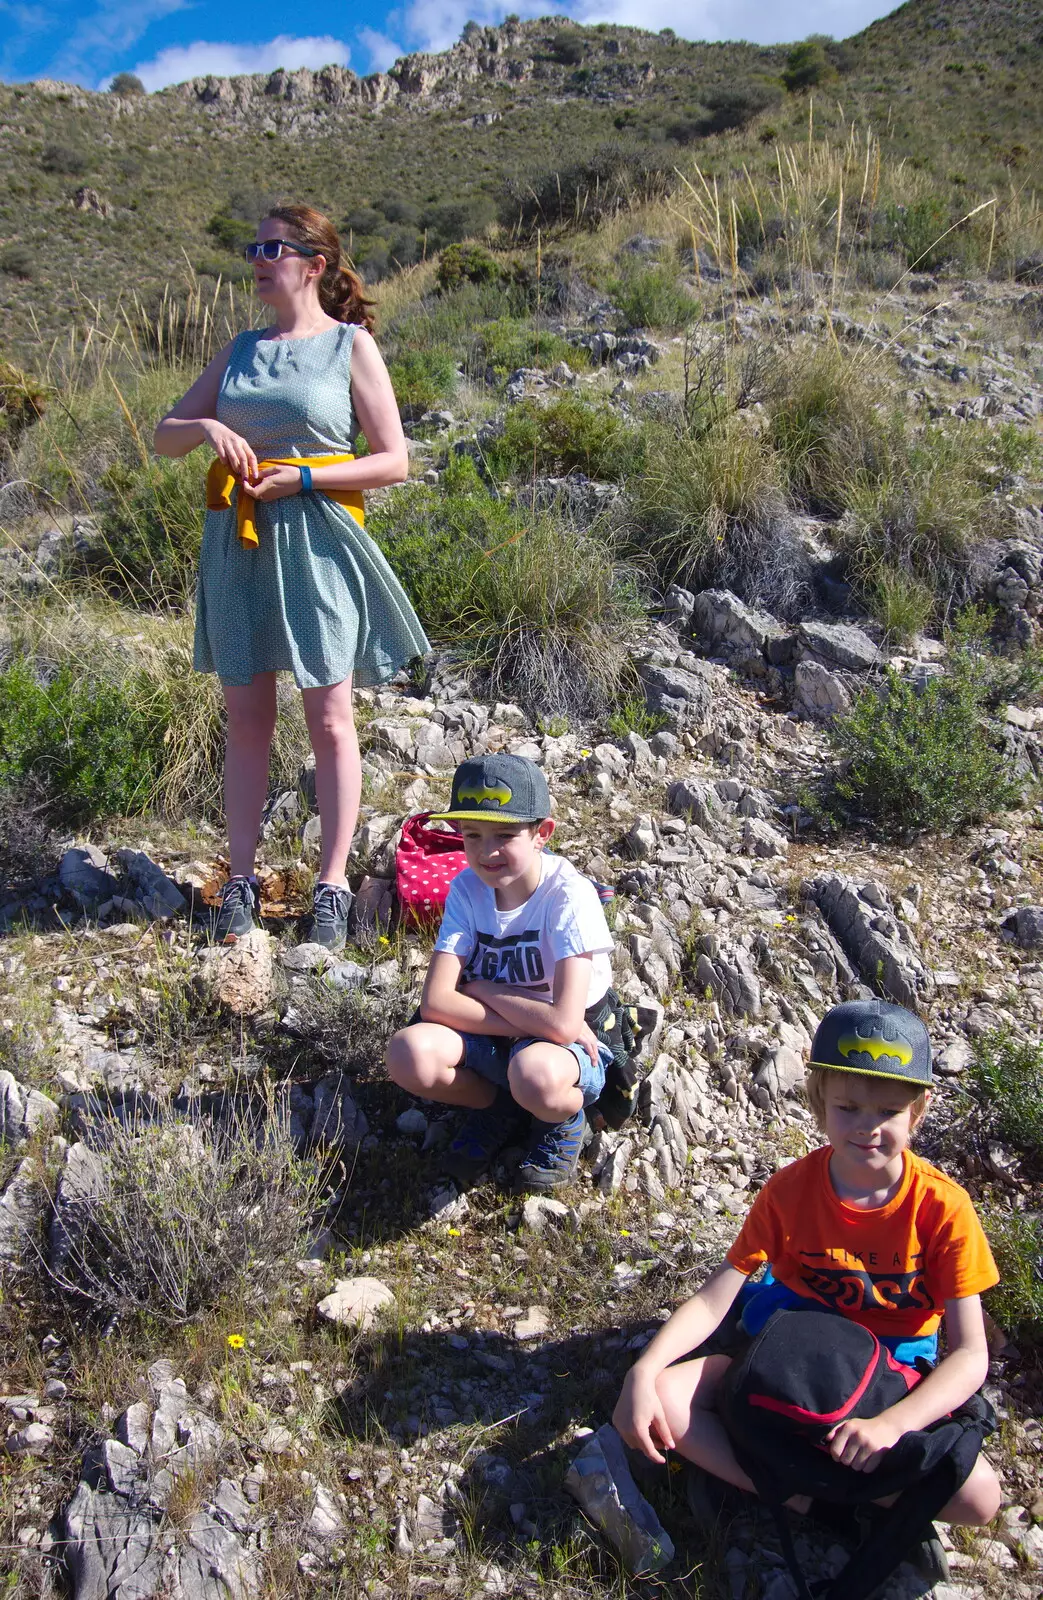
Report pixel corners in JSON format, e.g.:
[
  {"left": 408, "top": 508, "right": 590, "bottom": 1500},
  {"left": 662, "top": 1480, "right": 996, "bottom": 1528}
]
[{"left": 264, "top": 204, "right": 376, "bottom": 332}]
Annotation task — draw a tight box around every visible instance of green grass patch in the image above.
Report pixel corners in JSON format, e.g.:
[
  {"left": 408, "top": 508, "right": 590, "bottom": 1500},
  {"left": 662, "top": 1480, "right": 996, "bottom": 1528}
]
[
  {"left": 387, "top": 347, "right": 458, "bottom": 416},
  {"left": 608, "top": 263, "right": 698, "bottom": 331},
  {"left": 982, "top": 1209, "right": 1043, "bottom": 1348},
  {"left": 466, "top": 318, "right": 584, "bottom": 386},
  {"left": 84, "top": 455, "right": 203, "bottom": 607},
  {"left": 967, "top": 1029, "right": 1043, "bottom": 1171}
]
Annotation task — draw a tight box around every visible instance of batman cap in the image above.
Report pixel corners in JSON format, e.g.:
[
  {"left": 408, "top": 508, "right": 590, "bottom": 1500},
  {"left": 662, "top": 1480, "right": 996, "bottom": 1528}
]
[
  {"left": 433, "top": 754, "right": 551, "bottom": 825},
  {"left": 809, "top": 999, "right": 932, "bottom": 1088}
]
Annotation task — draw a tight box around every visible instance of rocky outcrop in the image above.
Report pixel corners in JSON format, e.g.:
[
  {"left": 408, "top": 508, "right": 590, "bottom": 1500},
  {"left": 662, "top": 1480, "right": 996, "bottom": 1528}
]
[
  {"left": 803, "top": 874, "right": 934, "bottom": 1008},
  {"left": 566, "top": 1424, "right": 674, "bottom": 1575}
]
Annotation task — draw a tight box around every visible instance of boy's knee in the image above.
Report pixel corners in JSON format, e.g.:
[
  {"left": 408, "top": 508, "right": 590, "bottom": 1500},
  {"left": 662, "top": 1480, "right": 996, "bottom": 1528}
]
[
  {"left": 386, "top": 1027, "right": 428, "bottom": 1087},
  {"left": 508, "top": 1044, "right": 571, "bottom": 1097},
  {"left": 952, "top": 1460, "right": 1001, "bottom": 1526}
]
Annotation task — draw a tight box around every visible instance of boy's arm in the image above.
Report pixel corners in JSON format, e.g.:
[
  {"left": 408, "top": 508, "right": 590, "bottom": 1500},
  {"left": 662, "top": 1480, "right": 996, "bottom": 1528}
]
[
  {"left": 613, "top": 1263, "right": 749, "bottom": 1463},
  {"left": 419, "top": 951, "right": 518, "bottom": 1036},
  {"left": 826, "top": 1294, "right": 990, "bottom": 1473},
  {"left": 464, "top": 953, "right": 593, "bottom": 1046}
]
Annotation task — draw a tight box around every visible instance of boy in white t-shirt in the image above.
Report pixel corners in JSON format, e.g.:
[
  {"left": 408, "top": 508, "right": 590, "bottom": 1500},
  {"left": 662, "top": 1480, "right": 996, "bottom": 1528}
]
[{"left": 386, "top": 754, "right": 615, "bottom": 1191}]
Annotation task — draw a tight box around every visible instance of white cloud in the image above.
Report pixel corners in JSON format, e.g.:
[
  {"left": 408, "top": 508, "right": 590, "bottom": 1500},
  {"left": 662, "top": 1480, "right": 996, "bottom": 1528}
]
[
  {"left": 131, "top": 32, "right": 351, "bottom": 91},
  {"left": 357, "top": 25, "right": 403, "bottom": 72},
  {"left": 398, "top": 0, "right": 894, "bottom": 53},
  {"left": 44, "top": 0, "right": 187, "bottom": 82}
]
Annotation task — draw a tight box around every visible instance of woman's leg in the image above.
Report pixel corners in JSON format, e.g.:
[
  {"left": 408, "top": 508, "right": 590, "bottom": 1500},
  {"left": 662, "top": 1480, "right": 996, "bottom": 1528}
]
[
  {"left": 223, "top": 673, "right": 278, "bottom": 880},
  {"left": 301, "top": 676, "right": 359, "bottom": 888}
]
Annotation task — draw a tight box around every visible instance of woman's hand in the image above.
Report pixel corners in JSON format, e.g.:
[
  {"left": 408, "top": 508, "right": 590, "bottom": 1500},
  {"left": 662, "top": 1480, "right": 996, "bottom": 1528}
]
[
  {"left": 825, "top": 1413, "right": 902, "bottom": 1472},
  {"left": 239, "top": 464, "right": 304, "bottom": 502},
  {"left": 612, "top": 1365, "right": 675, "bottom": 1465},
  {"left": 200, "top": 420, "right": 260, "bottom": 483}
]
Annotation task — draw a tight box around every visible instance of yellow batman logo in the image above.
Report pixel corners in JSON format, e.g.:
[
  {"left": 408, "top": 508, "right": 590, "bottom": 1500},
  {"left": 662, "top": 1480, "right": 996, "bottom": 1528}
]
[
  {"left": 838, "top": 1030, "right": 914, "bottom": 1067},
  {"left": 457, "top": 782, "right": 513, "bottom": 808}
]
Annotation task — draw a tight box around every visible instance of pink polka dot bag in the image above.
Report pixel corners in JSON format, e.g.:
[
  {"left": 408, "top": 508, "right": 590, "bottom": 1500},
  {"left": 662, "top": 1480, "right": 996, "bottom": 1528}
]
[{"left": 395, "top": 812, "right": 468, "bottom": 930}]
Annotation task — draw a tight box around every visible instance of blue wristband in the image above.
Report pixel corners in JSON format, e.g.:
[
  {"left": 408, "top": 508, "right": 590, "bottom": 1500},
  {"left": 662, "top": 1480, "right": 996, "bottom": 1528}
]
[{"left": 297, "top": 463, "right": 313, "bottom": 494}]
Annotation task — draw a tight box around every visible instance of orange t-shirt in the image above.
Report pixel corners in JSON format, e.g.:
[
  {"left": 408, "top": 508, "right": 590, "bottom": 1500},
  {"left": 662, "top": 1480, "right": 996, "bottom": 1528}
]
[{"left": 727, "top": 1147, "right": 998, "bottom": 1339}]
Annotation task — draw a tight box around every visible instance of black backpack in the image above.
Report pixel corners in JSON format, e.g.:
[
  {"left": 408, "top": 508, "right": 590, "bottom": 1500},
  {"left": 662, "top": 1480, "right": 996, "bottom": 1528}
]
[
  {"left": 717, "top": 1308, "right": 996, "bottom": 1600},
  {"left": 584, "top": 988, "right": 639, "bottom": 1130}
]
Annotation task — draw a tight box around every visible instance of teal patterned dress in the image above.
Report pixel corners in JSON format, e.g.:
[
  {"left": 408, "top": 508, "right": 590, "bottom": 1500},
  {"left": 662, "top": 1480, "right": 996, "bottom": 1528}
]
[{"left": 194, "top": 322, "right": 429, "bottom": 689}]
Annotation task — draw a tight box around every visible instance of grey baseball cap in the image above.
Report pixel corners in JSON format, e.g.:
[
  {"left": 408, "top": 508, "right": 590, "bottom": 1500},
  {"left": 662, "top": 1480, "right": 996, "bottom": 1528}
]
[
  {"left": 810, "top": 999, "right": 932, "bottom": 1088},
  {"left": 432, "top": 754, "right": 550, "bottom": 824}
]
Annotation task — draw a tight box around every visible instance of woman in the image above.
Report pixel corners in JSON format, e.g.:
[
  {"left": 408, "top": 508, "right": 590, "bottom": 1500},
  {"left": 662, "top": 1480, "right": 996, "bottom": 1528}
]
[{"left": 155, "top": 204, "right": 428, "bottom": 949}]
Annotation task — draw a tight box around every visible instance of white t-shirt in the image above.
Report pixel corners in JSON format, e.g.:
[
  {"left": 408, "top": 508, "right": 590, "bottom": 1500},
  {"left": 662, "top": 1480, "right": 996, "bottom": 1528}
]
[{"left": 433, "top": 853, "right": 613, "bottom": 1009}]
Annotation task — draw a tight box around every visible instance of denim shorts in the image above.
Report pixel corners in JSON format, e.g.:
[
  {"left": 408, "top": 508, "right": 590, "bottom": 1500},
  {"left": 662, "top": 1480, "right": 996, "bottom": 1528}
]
[{"left": 460, "top": 1032, "right": 611, "bottom": 1108}]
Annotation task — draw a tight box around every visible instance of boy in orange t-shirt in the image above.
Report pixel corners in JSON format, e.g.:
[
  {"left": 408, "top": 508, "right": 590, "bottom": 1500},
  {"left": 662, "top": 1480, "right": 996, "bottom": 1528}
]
[{"left": 613, "top": 999, "right": 1001, "bottom": 1533}]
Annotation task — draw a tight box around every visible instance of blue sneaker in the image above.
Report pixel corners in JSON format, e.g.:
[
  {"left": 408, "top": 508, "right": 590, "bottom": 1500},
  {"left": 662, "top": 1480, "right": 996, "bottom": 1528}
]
[
  {"left": 514, "top": 1109, "right": 589, "bottom": 1192},
  {"left": 442, "top": 1090, "right": 530, "bottom": 1184}
]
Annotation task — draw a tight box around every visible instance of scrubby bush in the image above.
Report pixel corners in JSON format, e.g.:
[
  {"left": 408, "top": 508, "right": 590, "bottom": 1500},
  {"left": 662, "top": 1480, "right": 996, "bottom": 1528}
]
[
  {"left": 44, "top": 1109, "right": 320, "bottom": 1327},
  {"left": 841, "top": 422, "right": 1014, "bottom": 621},
  {"left": 85, "top": 455, "right": 203, "bottom": 606},
  {"left": 698, "top": 83, "right": 783, "bottom": 135},
  {"left": 826, "top": 644, "right": 1023, "bottom": 835},
  {"left": 548, "top": 28, "right": 585, "bottom": 65},
  {"left": 435, "top": 242, "right": 503, "bottom": 293},
  {"left": 0, "top": 353, "right": 47, "bottom": 449},
  {"left": 370, "top": 460, "right": 644, "bottom": 715},
  {"left": 40, "top": 142, "right": 89, "bottom": 175},
  {"left": 466, "top": 319, "right": 582, "bottom": 386},
  {"left": 782, "top": 38, "right": 833, "bottom": 93},
  {"left": 884, "top": 196, "right": 951, "bottom": 271},
  {"left": 0, "top": 775, "right": 60, "bottom": 891},
  {"left": 423, "top": 197, "right": 497, "bottom": 250},
  {"left": 0, "top": 244, "right": 35, "bottom": 281},
  {"left": 501, "top": 145, "right": 672, "bottom": 235},
  {"left": 481, "top": 394, "right": 644, "bottom": 482},
  {"left": 769, "top": 347, "right": 890, "bottom": 514},
  {"left": 982, "top": 1209, "right": 1043, "bottom": 1346},
  {"left": 967, "top": 1029, "right": 1043, "bottom": 1172},
  {"left": 632, "top": 417, "right": 809, "bottom": 615},
  {"left": 387, "top": 347, "right": 457, "bottom": 414},
  {"left": 0, "top": 655, "right": 171, "bottom": 823},
  {"left": 109, "top": 72, "right": 145, "bottom": 96},
  {"left": 610, "top": 264, "right": 697, "bottom": 331}
]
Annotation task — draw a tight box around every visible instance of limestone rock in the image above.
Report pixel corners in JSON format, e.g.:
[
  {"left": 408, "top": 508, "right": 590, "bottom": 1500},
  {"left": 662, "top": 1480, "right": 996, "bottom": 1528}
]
[
  {"left": 309, "top": 1073, "right": 368, "bottom": 1147},
  {"left": 316, "top": 1276, "right": 394, "bottom": 1330},
  {"left": 0, "top": 1157, "right": 43, "bottom": 1263},
  {"left": 565, "top": 1423, "right": 674, "bottom": 1575},
  {"left": 691, "top": 589, "right": 791, "bottom": 662},
  {"left": 805, "top": 875, "right": 933, "bottom": 1008},
  {"left": 793, "top": 659, "right": 853, "bottom": 721},
  {"left": 208, "top": 931, "right": 274, "bottom": 1015},
  {"left": 512, "top": 1306, "right": 551, "bottom": 1340},
  {"left": 59, "top": 845, "right": 119, "bottom": 908},
  {"left": 113, "top": 850, "right": 187, "bottom": 919},
  {"left": 0, "top": 1071, "right": 58, "bottom": 1143},
  {"left": 798, "top": 619, "right": 880, "bottom": 672},
  {"left": 1004, "top": 905, "right": 1043, "bottom": 948}
]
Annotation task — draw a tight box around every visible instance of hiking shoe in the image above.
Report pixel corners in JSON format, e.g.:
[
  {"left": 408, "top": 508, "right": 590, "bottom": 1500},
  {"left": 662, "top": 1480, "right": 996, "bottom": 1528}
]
[
  {"left": 214, "top": 875, "right": 260, "bottom": 943},
  {"left": 303, "top": 882, "right": 353, "bottom": 951},
  {"left": 442, "top": 1090, "right": 530, "bottom": 1185},
  {"left": 514, "top": 1109, "right": 589, "bottom": 1192},
  {"left": 909, "top": 1528, "right": 949, "bottom": 1586}
]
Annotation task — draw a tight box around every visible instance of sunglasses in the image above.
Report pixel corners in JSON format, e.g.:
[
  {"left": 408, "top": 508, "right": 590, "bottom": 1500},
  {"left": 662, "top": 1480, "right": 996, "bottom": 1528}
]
[{"left": 244, "top": 238, "right": 320, "bottom": 263}]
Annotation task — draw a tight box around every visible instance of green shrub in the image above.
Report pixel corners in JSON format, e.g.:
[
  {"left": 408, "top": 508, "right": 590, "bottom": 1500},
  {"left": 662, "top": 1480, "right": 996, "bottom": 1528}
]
[
  {"left": 0, "top": 354, "right": 47, "bottom": 449},
  {"left": 501, "top": 144, "right": 672, "bottom": 235},
  {"left": 109, "top": 72, "right": 145, "bottom": 96},
  {"left": 605, "top": 695, "right": 670, "bottom": 740},
  {"left": 631, "top": 418, "right": 808, "bottom": 614},
  {"left": 841, "top": 422, "right": 1013, "bottom": 620},
  {"left": 869, "top": 567, "right": 936, "bottom": 644},
  {"left": 967, "top": 1030, "right": 1043, "bottom": 1170},
  {"left": 0, "top": 244, "right": 35, "bottom": 281},
  {"left": 370, "top": 467, "right": 644, "bottom": 715},
  {"left": 609, "top": 264, "right": 697, "bottom": 331},
  {"left": 82, "top": 455, "right": 203, "bottom": 606},
  {"left": 435, "top": 242, "right": 503, "bottom": 293},
  {"left": 697, "top": 83, "right": 783, "bottom": 135},
  {"left": 782, "top": 38, "right": 833, "bottom": 93},
  {"left": 826, "top": 647, "right": 1023, "bottom": 835},
  {"left": 769, "top": 347, "right": 890, "bottom": 515},
  {"left": 982, "top": 1209, "right": 1043, "bottom": 1345},
  {"left": 548, "top": 29, "right": 585, "bottom": 65},
  {"left": 482, "top": 395, "right": 644, "bottom": 483},
  {"left": 466, "top": 319, "right": 583, "bottom": 386},
  {"left": 40, "top": 142, "right": 89, "bottom": 175},
  {"left": 884, "top": 196, "right": 950, "bottom": 271},
  {"left": 0, "top": 655, "right": 171, "bottom": 823},
  {"left": 387, "top": 347, "right": 457, "bottom": 414}
]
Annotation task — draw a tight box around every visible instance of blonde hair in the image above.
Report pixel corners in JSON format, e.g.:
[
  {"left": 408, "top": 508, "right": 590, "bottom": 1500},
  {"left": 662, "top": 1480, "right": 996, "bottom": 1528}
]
[{"left": 805, "top": 1066, "right": 929, "bottom": 1135}]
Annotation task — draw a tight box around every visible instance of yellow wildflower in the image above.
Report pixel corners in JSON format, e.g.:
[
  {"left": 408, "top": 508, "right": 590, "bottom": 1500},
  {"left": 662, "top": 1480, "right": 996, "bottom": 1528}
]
[
  {"left": 447, "top": 1227, "right": 461, "bottom": 1237},
  {"left": 226, "top": 1334, "right": 245, "bottom": 1350}
]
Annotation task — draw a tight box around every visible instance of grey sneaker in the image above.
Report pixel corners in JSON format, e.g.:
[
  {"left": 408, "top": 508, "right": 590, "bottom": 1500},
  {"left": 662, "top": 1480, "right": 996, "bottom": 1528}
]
[
  {"left": 304, "top": 881, "right": 353, "bottom": 951},
  {"left": 214, "top": 875, "right": 260, "bottom": 943}
]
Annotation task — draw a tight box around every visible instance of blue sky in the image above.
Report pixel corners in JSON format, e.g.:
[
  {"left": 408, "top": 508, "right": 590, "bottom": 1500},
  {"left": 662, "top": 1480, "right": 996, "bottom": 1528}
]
[{"left": 0, "top": 0, "right": 900, "bottom": 91}]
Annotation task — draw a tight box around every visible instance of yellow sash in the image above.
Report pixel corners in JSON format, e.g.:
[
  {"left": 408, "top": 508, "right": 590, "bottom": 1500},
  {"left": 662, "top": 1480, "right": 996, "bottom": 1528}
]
[{"left": 206, "top": 453, "right": 365, "bottom": 549}]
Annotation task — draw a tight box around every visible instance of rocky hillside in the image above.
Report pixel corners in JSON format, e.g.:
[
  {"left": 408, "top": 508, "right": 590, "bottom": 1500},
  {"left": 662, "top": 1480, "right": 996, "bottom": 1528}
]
[
  {"left": 2, "top": 0, "right": 1043, "bottom": 357},
  {"left": 2, "top": 93, "right": 1043, "bottom": 1600}
]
